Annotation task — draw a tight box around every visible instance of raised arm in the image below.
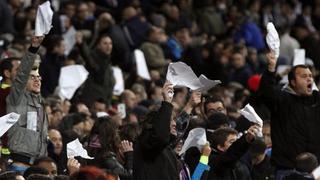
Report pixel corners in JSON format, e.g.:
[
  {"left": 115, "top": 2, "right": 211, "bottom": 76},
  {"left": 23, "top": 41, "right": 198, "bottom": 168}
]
[
  {"left": 139, "top": 82, "right": 174, "bottom": 152},
  {"left": 7, "top": 36, "right": 43, "bottom": 105},
  {"left": 258, "top": 52, "right": 281, "bottom": 107},
  {"left": 176, "top": 91, "right": 201, "bottom": 138},
  {"left": 76, "top": 32, "right": 100, "bottom": 72}
]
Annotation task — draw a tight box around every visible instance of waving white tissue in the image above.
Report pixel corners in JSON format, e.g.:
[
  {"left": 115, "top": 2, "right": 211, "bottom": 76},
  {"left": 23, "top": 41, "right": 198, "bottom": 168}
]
[
  {"left": 266, "top": 22, "right": 280, "bottom": 59},
  {"left": 179, "top": 128, "right": 207, "bottom": 155},
  {"left": 35, "top": 1, "right": 53, "bottom": 36},
  {"left": 240, "top": 104, "right": 263, "bottom": 137},
  {"left": 67, "top": 139, "right": 93, "bottom": 159}
]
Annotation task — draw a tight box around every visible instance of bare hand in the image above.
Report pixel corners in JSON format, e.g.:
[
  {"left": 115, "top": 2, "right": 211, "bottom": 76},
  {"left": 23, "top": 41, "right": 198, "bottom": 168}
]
[
  {"left": 120, "top": 140, "right": 133, "bottom": 153},
  {"left": 266, "top": 52, "right": 277, "bottom": 72},
  {"left": 67, "top": 157, "right": 80, "bottom": 175},
  {"left": 201, "top": 142, "right": 211, "bottom": 156},
  {"left": 246, "top": 125, "right": 260, "bottom": 142},
  {"left": 188, "top": 91, "right": 202, "bottom": 107},
  {"left": 162, "top": 81, "right": 174, "bottom": 103},
  {"left": 31, "top": 36, "right": 44, "bottom": 47}
]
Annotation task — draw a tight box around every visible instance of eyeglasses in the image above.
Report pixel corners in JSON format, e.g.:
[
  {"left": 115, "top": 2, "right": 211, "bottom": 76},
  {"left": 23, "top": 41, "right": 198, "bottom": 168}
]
[{"left": 29, "top": 74, "right": 42, "bottom": 81}]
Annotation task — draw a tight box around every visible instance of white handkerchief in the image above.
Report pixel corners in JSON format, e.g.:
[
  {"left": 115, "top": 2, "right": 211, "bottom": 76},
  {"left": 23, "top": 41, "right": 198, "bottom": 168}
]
[
  {"left": 166, "top": 62, "right": 204, "bottom": 90},
  {"left": 112, "top": 66, "right": 125, "bottom": 96},
  {"left": 62, "top": 26, "right": 76, "bottom": 55},
  {"left": 134, "top": 49, "right": 151, "bottom": 80},
  {"left": 312, "top": 165, "right": 320, "bottom": 179},
  {"left": 198, "top": 74, "right": 221, "bottom": 92},
  {"left": 293, "top": 49, "right": 306, "bottom": 66},
  {"left": 35, "top": 1, "right": 53, "bottom": 36},
  {"left": 67, "top": 138, "right": 93, "bottom": 159},
  {"left": 0, "top": 113, "right": 20, "bottom": 137},
  {"left": 239, "top": 104, "right": 263, "bottom": 137},
  {"left": 266, "top": 22, "right": 280, "bottom": 58},
  {"left": 179, "top": 128, "right": 207, "bottom": 155},
  {"left": 58, "top": 65, "right": 89, "bottom": 100}
]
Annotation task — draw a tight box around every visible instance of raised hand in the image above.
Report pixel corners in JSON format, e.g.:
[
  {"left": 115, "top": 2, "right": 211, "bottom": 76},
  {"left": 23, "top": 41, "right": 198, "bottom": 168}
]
[
  {"left": 120, "top": 140, "right": 133, "bottom": 153},
  {"left": 184, "top": 91, "right": 202, "bottom": 114},
  {"left": 266, "top": 52, "right": 277, "bottom": 72},
  {"left": 67, "top": 157, "right": 80, "bottom": 175},
  {"left": 162, "top": 81, "right": 174, "bottom": 103},
  {"left": 246, "top": 124, "right": 260, "bottom": 142}
]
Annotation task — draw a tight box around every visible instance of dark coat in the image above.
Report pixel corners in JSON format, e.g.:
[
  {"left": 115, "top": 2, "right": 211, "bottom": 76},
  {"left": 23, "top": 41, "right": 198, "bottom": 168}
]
[
  {"left": 76, "top": 43, "right": 115, "bottom": 106},
  {"left": 40, "top": 52, "right": 65, "bottom": 97},
  {"left": 133, "top": 101, "right": 179, "bottom": 180},
  {"left": 207, "top": 135, "right": 251, "bottom": 180},
  {"left": 259, "top": 70, "right": 320, "bottom": 168}
]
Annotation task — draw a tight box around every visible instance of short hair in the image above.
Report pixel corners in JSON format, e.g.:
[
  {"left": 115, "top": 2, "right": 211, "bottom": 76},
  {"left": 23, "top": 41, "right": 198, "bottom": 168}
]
[
  {"left": 206, "top": 113, "right": 229, "bottom": 130},
  {"left": 208, "top": 127, "right": 238, "bottom": 149},
  {"left": 33, "top": 156, "right": 56, "bottom": 166},
  {"left": 295, "top": 152, "right": 319, "bottom": 173},
  {"left": 288, "top": 65, "right": 310, "bottom": 87},
  {"left": 0, "top": 57, "right": 19, "bottom": 77},
  {"left": 249, "top": 138, "right": 267, "bottom": 157},
  {"left": 204, "top": 96, "right": 225, "bottom": 114}
]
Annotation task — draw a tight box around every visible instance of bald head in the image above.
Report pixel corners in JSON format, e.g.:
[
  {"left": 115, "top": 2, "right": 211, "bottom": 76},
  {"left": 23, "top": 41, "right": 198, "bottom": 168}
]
[
  {"left": 48, "top": 129, "right": 63, "bottom": 155},
  {"left": 121, "top": 90, "right": 137, "bottom": 110}
]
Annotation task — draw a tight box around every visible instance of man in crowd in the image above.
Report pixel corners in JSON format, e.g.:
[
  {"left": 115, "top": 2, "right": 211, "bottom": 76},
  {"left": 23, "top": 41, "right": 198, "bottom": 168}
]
[
  {"left": 259, "top": 51, "right": 320, "bottom": 179},
  {"left": 6, "top": 36, "right": 47, "bottom": 173}
]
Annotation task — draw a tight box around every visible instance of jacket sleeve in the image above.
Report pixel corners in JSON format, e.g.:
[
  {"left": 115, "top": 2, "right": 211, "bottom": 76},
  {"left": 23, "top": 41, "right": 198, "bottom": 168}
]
[
  {"left": 7, "top": 48, "right": 38, "bottom": 105},
  {"left": 103, "top": 155, "right": 133, "bottom": 179},
  {"left": 77, "top": 42, "right": 100, "bottom": 73},
  {"left": 258, "top": 70, "right": 281, "bottom": 110},
  {"left": 191, "top": 162, "right": 210, "bottom": 180},
  {"left": 139, "top": 101, "right": 173, "bottom": 152}
]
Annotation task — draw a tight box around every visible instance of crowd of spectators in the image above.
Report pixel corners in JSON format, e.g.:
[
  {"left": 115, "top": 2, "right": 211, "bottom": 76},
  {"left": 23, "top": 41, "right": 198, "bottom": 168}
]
[{"left": 1, "top": 0, "right": 320, "bottom": 179}]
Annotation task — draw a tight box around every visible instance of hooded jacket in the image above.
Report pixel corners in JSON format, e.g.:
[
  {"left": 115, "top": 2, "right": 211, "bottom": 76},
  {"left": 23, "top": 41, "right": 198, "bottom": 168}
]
[{"left": 259, "top": 70, "right": 320, "bottom": 169}]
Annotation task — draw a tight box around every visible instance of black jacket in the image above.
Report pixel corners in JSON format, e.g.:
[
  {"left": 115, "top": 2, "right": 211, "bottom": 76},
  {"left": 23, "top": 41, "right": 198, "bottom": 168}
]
[
  {"left": 133, "top": 101, "right": 179, "bottom": 180},
  {"left": 207, "top": 135, "right": 252, "bottom": 180},
  {"left": 259, "top": 70, "right": 320, "bottom": 168}
]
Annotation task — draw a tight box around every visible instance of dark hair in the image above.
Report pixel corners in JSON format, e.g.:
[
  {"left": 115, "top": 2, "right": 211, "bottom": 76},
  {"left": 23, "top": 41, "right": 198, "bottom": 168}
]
[
  {"left": 295, "top": 152, "right": 319, "bottom": 173},
  {"left": 120, "top": 123, "right": 141, "bottom": 142},
  {"left": 206, "top": 113, "right": 229, "bottom": 130},
  {"left": 208, "top": 127, "right": 238, "bottom": 149},
  {"left": 24, "top": 166, "right": 49, "bottom": 179},
  {"left": 0, "top": 171, "right": 21, "bottom": 180},
  {"left": 33, "top": 157, "right": 56, "bottom": 166},
  {"left": 249, "top": 139, "right": 267, "bottom": 157},
  {"left": 204, "top": 96, "right": 225, "bottom": 114},
  {"left": 95, "top": 34, "right": 111, "bottom": 48},
  {"left": 44, "top": 35, "right": 64, "bottom": 52},
  {"left": 288, "top": 65, "right": 310, "bottom": 87},
  {"left": 88, "top": 116, "right": 121, "bottom": 157},
  {"left": 0, "top": 57, "right": 19, "bottom": 78}
]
